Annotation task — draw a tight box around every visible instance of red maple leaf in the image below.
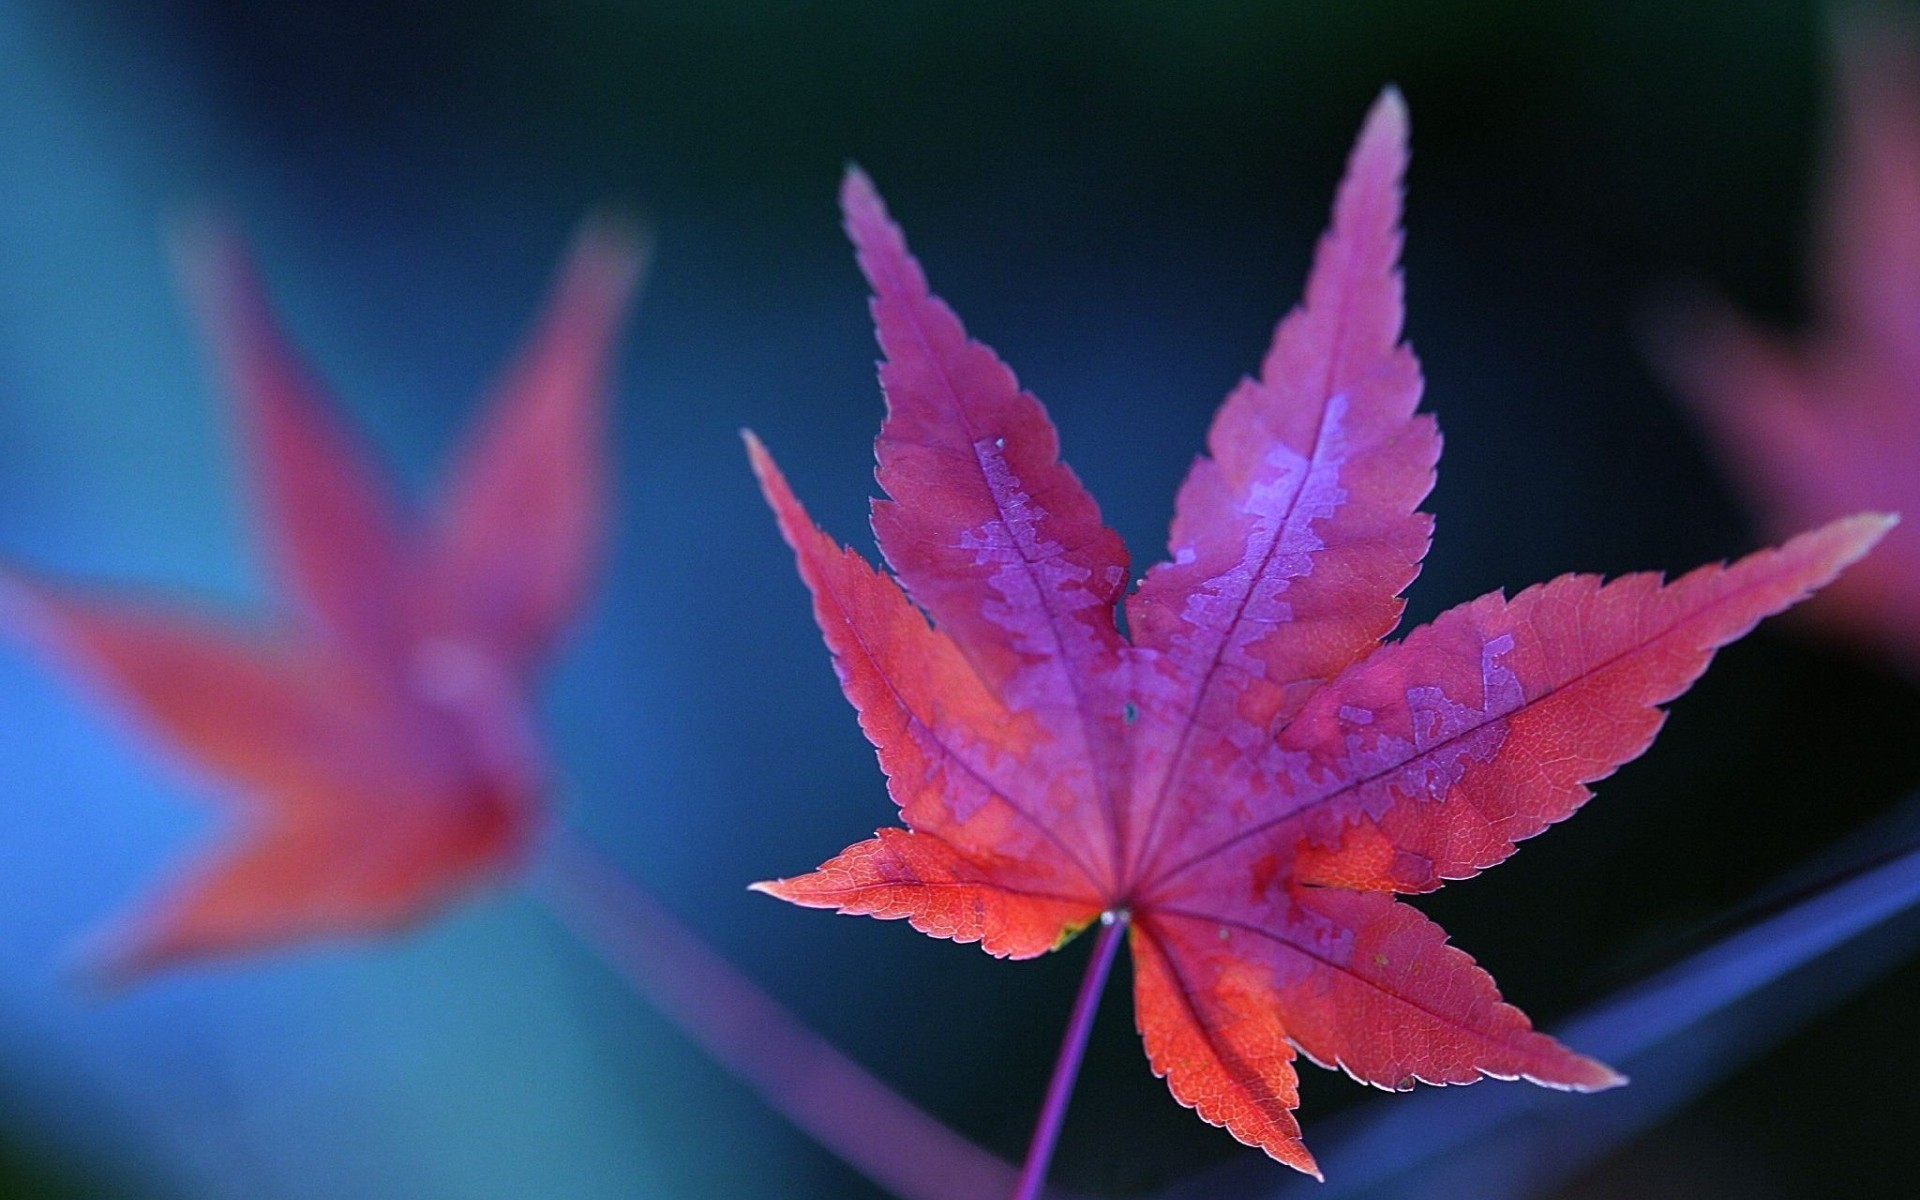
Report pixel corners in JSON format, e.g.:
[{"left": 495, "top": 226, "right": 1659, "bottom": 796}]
[
  {"left": 748, "top": 92, "right": 1889, "bottom": 1174},
  {"left": 1660, "top": 23, "right": 1920, "bottom": 673},
  {"left": 1, "top": 220, "right": 643, "bottom": 982}
]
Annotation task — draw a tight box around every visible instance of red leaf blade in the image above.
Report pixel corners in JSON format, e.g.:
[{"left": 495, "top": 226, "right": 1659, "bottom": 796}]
[
  {"left": 0, "top": 580, "right": 530, "bottom": 982},
  {"left": 86, "top": 806, "right": 519, "bottom": 986},
  {"left": 1132, "top": 913, "right": 1318, "bottom": 1176},
  {"left": 844, "top": 170, "right": 1134, "bottom": 881},
  {"left": 1153, "top": 515, "right": 1893, "bottom": 900},
  {"left": 752, "top": 829, "right": 1100, "bottom": 961},
  {"left": 1, "top": 224, "right": 627, "bottom": 979},
  {"left": 4, "top": 581, "right": 372, "bottom": 797},
  {"left": 1659, "top": 25, "right": 1920, "bottom": 673},
  {"left": 749, "top": 433, "right": 1113, "bottom": 893},
  {"left": 1126, "top": 89, "right": 1438, "bottom": 883},
  {"left": 1141, "top": 891, "right": 1617, "bottom": 1123},
  {"left": 427, "top": 217, "right": 646, "bottom": 671},
  {"left": 1130, "top": 90, "right": 1432, "bottom": 721},
  {"left": 179, "top": 227, "right": 413, "bottom": 663}
]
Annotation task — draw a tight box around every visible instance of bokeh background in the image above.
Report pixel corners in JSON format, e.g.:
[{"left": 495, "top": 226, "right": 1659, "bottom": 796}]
[{"left": 4, "top": 1, "right": 1920, "bottom": 1197}]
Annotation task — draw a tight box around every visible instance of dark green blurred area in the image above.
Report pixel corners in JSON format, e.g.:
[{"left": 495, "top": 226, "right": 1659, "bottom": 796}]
[
  {"left": 0, "top": 1138, "right": 94, "bottom": 1200},
  {"left": 7, "top": 0, "right": 1919, "bottom": 1196},
  {"left": 118, "top": 0, "right": 1827, "bottom": 279}
]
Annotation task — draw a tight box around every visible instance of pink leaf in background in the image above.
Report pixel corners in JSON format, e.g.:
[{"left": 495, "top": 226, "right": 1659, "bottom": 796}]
[
  {"left": 1659, "top": 21, "right": 1920, "bottom": 672},
  {"left": 1, "top": 220, "right": 644, "bottom": 982},
  {"left": 751, "top": 91, "right": 1889, "bottom": 1173}
]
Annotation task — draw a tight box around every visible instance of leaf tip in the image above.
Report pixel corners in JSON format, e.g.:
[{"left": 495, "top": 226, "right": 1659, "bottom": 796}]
[
  {"left": 1309, "top": 82, "right": 1412, "bottom": 299},
  {"left": 747, "top": 877, "right": 799, "bottom": 904},
  {"left": 1370, "top": 83, "right": 1410, "bottom": 140},
  {"left": 839, "top": 164, "right": 892, "bottom": 250},
  {"left": 742, "top": 431, "right": 800, "bottom": 527},
  {"left": 740, "top": 426, "right": 771, "bottom": 469},
  {"left": 0, "top": 568, "right": 42, "bottom": 634},
  {"left": 838, "top": 163, "right": 882, "bottom": 221},
  {"left": 1527, "top": 1047, "right": 1628, "bottom": 1094},
  {"left": 62, "top": 914, "right": 166, "bottom": 995},
  {"left": 165, "top": 208, "right": 239, "bottom": 302},
  {"left": 1270, "top": 1137, "right": 1322, "bottom": 1180},
  {"left": 1357, "top": 84, "right": 1411, "bottom": 177},
  {"left": 166, "top": 215, "right": 272, "bottom": 371},
  {"left": 838, "top": 166, "right": 920, "bottom": 300},
  {"left": 559, "top": 209, "right": 654, "bottom": 316},
  {"left": 1812, "top": 510, "right": 1900, "bottom": 571},
  {"left": 1569, "top": 1056, "right": 1629, "bottom": 1093}
]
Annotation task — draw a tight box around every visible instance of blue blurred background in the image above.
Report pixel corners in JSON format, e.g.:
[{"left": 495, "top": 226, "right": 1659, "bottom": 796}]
[{"left": 4, "top": 2, "right": 1920, "bottom": 1197}]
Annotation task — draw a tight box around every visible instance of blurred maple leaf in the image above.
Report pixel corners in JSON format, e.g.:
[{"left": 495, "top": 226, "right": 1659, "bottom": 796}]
[
  {"left": 1659, "top": 21, "right": 1920, "bottom": 672},
  {"left": 749, "top": 92, "right": 1887, "bottom": 1175},
  {"left": 2, "top": 220, "right": 644, "bottom": 982}
]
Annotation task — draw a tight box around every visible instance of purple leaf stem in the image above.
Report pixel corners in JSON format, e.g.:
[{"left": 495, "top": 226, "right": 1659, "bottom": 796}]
[{"left": 1012, "top": 909, "right": 1130, "bottom": 1200}]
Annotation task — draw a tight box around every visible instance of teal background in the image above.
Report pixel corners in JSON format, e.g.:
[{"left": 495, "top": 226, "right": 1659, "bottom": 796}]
[{"left": 3, "top": 2, "right": 1919, "bottom": 1197}]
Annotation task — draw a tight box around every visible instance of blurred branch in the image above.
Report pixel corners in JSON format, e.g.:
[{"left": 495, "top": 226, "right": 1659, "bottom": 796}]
[{"left": 530, "top": 829, "right": 1081, "bottom": 1200}]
